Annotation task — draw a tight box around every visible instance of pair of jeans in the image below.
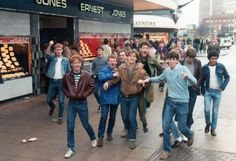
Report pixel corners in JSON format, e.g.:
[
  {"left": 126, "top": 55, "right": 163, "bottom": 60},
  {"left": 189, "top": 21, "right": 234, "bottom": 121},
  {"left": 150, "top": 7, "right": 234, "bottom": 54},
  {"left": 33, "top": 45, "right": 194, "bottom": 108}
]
[
  {"left": 98, "top": 104, "right": 118, "bottom": 138},
  {"left": 204, "top": 89, "right": 222, "bottom": 130},
  {"left": 163, "top": 98, "right": 192, "bottom": 152},
  {"left": 187, "top": 86, "right": 198, "bottom": 129},
  {"left": 93, "top": 78, "right": 101, "bottom": 105},
  {"left": 47, "top": 79, "right": 64, "bottom": 118},
  {"left": 67, "top": 100, "right": 96, "bottom": 150},
  {"left": 120, "top": 96, "right": 138, "bottom": 140},
  {"left": 162, "top": 97, "right": 180, "bottom": 140}
]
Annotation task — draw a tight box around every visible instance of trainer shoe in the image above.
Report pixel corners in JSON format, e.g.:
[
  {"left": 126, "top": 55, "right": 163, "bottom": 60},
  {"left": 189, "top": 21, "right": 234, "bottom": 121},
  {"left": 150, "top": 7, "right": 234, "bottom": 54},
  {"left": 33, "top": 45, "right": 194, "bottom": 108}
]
[
  {"left": 91, "top": 139, "right": 97, "bottom": 147},
  {"left": 97, "top": 138, "right": 103, "bottom": 147},
  {"left": 205, "top": 124, "right": 210, "bottom": 133},
  {"left": 159, "top": 151, "right": 172, "bottom": 160},
  {"left": 129, "top": 140, "right": 136, "bottom": 149},
  {"left": 187, "top": 131, "right": 194, "bottom": 146},
  {"left": 211, "top": 129, "right": 217, "bottom": 136},
  {"left": 107, "top": 133, "right": 113, "bottom": 141},
  {"left": 64, "top": 148, "right": 74, "bottom": 159}
]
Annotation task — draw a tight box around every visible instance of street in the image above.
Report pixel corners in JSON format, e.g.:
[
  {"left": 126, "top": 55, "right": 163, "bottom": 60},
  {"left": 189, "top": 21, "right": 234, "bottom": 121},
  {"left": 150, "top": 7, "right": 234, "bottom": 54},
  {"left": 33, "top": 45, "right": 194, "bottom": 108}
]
[{"left": 0, "top": 45, "right": 236, "bottom": 161}]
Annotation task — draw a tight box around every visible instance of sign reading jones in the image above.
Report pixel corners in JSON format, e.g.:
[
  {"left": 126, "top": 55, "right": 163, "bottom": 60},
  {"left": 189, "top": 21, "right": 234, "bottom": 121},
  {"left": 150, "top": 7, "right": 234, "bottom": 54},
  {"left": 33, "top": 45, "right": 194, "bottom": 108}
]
[
  {"left": 35, "top": 0, "right": 67, "bottom": 8},
  {"left": 80, "top": 2, "right": 126, "bottom": 18}
]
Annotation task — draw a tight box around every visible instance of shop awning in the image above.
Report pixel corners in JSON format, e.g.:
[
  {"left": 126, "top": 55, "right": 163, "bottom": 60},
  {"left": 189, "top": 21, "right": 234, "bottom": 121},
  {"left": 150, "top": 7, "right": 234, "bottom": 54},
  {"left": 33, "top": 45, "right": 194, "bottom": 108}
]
[
  {"left": 133, "top": 15, "right": 177, "bottom": 29},
  {"left": 134, "top": 0, "right": 177, "bottom": 11}
]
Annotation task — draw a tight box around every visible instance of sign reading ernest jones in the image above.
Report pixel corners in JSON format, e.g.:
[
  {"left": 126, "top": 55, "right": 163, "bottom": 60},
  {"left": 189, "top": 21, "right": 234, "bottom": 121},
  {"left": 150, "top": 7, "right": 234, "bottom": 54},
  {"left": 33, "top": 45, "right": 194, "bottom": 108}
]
[{"left": 35, "top": 0, "right": 67, "bottom": 8}]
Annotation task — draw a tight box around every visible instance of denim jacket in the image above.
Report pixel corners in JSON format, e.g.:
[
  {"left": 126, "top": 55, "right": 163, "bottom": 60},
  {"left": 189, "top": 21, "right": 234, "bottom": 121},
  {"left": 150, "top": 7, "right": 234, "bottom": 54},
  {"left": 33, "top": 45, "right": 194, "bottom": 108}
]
[
  {"left": 201, "top": 63, "right": 230, "bottom": 95},
  {"left": 46, "top": 55, "right": 71, "bottom": 79}
]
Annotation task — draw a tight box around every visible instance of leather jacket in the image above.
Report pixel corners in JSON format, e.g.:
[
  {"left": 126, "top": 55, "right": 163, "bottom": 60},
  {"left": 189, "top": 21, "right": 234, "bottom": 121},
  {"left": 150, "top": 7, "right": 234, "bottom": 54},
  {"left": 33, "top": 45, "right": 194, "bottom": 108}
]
[{"left": 62, "top": 71, "right": 94, "bottom": 100}]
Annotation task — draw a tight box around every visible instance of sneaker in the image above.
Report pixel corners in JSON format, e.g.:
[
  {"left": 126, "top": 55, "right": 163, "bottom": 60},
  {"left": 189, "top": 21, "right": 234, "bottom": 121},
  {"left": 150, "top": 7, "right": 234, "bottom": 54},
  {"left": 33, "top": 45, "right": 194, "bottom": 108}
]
[
  {"left": 171, "top": 140, "right": 183, "bottom": 148},
  {"left": 97, "top": 138, "right": 103, "bottom": 147},
  {"left": 182, "top": 135, "right": 188, "bottom": 143},
  {"left": 57, "top": 118, "right": 63, "bottom": 124},
  {"left": 205, "top": 124, "right": 210, "bottom": 133},
  {"left": 143, "top": 126, "right": 148, "bottom": 133},
  {"left": 129, "top": 140, "right": 136, "bottom": 149},
  {"left": 120, "top": 128, "right": 128, "bottom": 138},
  {"left": 211, "top": 129, "right": 217, "bottom": 136},
  {"left": 97, "top": 105, "right": 101, "bottom": 112},
  {"left": 187, "top": 131, "right": 194, "bottom": 146},
  {"left": 91, "top": 139, "right": 97, "bottom": 147},
  {"left": 107, "top": 134, "right": 113, "bottom": 141},
  {"left": 159, "top": 151, "right": 171, "bottom": 160},
  {"left": 48, "top": 107, "right": 55, "bottom": 116},
  {"left": 64, "top": 148, "right": 74, "bottom": 159}
]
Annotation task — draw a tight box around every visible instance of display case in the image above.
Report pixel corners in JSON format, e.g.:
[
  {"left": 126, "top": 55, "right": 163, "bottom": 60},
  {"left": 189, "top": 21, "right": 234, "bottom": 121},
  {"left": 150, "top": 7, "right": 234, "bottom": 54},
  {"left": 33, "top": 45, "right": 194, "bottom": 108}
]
[
  {"left": 0, "top": 37, "right": 33, "bottom": 101},
  {"left": 0, "top": 37, "right": 32, "bottom": 80}
]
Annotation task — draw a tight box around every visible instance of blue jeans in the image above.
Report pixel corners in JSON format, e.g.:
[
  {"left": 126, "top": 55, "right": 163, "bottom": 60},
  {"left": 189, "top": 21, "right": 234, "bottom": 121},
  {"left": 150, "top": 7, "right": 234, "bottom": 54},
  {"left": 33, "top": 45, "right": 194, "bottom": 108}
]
[
  {"left": 162, "top": 97, "right": 180, "bottom": 140},
  {"left": 93, "top": 79, "right": 100, "bottom": 105},
  {"left": 187, "top": 86, "right": 198, "bottom": 129},
  {"left": 47, "top": 79, "right": 64, "bottom": 118},
  {"left": 67, "top": 100, "right": 96, "bottom": 150},
  {"left": 98, "top": 104, "right": 118, "bottom": 138},
  {"left": 163, "top": 98, "right": 193, "bottom": 152},
  {"left": 204, "top": 89, "right": 222, "bottom": 130},
  {"left": 120, "top": 96, "right": 138, "bottom": 140}
]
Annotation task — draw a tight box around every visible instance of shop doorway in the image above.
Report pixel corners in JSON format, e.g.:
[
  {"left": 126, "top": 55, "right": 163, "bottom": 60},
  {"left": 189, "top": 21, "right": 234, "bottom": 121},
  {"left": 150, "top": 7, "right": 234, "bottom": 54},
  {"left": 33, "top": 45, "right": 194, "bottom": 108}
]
[{"left": 39, "top": 15, "right": 74, "bottom": 93}]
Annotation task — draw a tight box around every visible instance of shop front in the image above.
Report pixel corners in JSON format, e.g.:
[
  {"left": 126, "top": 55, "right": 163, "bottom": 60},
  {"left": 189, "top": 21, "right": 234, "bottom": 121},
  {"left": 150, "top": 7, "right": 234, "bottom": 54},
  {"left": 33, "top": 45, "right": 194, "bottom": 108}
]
[
  {"left": 0, "top": 0, "right": 132, "bottom": 101},
  {"left": 133, "top": 14, "right": 177, "bottom": 43}
]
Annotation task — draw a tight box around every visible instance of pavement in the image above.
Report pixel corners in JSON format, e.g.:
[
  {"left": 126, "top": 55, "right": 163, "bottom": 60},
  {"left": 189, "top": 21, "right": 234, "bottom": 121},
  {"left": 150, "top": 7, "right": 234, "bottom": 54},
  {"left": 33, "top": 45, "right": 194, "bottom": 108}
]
[{"left": 0, "top": 45, "right": 236, "bottom": 161}]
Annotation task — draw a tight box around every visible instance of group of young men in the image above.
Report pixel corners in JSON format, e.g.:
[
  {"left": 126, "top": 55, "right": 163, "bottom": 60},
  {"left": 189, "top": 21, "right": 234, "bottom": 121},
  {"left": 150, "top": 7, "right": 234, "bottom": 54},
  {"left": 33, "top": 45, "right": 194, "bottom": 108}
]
[{"left": 44, "top": 38, "right": 230, "bottom": 160}]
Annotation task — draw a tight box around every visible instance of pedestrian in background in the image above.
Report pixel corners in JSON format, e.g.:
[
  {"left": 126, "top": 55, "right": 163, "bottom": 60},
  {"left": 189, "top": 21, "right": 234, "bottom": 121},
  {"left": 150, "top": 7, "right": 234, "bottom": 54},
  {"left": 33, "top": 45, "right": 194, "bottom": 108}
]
[
  {"left": 102, "top": 38, "right": 112, "bottom": 58},
  {"left": 180, "top": 47, "right": 202, "bottom": 129},
  {"left": 91, "top": 47, "right": 107, "bottom": 111},
  {"left": 62, "top": 54, "right": 97, "bottom": 159},
  {"left": 201, "top": 50, "right": 230, "bottom": 136}
]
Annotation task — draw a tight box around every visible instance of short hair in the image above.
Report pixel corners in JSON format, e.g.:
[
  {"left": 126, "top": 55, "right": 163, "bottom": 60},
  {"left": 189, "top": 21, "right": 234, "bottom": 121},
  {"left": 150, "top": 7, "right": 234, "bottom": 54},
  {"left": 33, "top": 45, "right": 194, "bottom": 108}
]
[
  {"left": 118, "top": 49, "right": 127, "bottom": 56},
  {"left": 69, "top": 54, "right": 83, "bottom": 64},
  {"left": 186, "top": 48, "right": 196, "bottom": 58},
  {"left": 139, "top": 41, "right": 151, "bottom": 48},
  {"left": 69, "top": 44, "right": 79, "bottom": 52},
  {"left": 207, "top": 50, "right": 219, "bottom": 59},
  {"left": 127, "top": 49, "right": 139, "bottom": 59},
  {"left": 96, "top": 46, "right": 104, "bottom": 51},
  {"left": 103, "top": 38, "right": 109, "bottom": 45},
  {"left": 53, "top": 43, "right": 63, "bottom": 49},
  {"left": 168, "top": 49, "right": 180, "bottom": 60},
  {"left": 108, "top": 54, "right": 117, "bottom": 61}
]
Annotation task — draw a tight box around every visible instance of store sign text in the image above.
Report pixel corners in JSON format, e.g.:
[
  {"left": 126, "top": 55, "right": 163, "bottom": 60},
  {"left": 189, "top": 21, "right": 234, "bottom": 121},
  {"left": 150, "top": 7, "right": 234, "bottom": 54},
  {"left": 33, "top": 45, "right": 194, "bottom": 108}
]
[
  {"left": 110, "top": 9, "right": 126, "bottom": 18},
  {"left": 80, "top": 3, "right": 104, "bottom": 14},
  {"left": 35, "top": 0, "right": 67, "bottom": 8},
  {"left": 80, "top": 3, "right": 126, "bottom": 18},
  {"left": 135, "top": 21, "right": 156, "bottom": 27}
]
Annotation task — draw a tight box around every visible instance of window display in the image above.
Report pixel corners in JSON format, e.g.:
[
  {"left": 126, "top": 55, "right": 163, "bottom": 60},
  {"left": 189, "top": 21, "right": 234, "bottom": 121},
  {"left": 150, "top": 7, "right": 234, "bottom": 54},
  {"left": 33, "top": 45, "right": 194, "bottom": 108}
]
[
  {"left": 79, "top": 33, "right": 130, "bottom": 61},
  {"left": 0, "top": 37, "right": 32, "bottom": 80}
]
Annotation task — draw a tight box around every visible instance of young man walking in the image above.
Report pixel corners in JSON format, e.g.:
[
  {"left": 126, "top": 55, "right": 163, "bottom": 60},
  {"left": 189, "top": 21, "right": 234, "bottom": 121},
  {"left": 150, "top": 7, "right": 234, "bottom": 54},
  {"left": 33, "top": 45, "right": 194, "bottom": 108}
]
[
  {"left": 62, "top": 54, "right": 97, "bottom": 159},
  {"left": 97, "top": 55, "right": 120, "bottom": 147},
  {"left": 46, "top": 42, "right": 71, "bottom": 124},
  {"left": 139, "top": 49, "right": 196, "bottom": 160},
  {"left": 201, "top": 50, "right": 230, "bottom": 136}
]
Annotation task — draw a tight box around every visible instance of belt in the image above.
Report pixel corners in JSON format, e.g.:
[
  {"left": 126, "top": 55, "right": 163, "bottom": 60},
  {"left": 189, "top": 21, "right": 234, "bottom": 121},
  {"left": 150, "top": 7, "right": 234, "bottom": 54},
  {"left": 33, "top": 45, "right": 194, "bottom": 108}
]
[{"left": 121, "top": 93, "right": 137, "bottom": 98}]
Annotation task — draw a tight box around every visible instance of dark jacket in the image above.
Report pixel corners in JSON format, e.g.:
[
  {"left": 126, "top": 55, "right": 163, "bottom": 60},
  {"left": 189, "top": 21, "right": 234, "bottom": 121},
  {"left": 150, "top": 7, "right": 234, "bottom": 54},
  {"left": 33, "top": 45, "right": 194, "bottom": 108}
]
[
  {"left": 62, "top": 70, "right": 94, "bottom": 100},
  {"left": 201, "top": 63, "right": 230, "bottom": 95},
  {"left": 180, "top": 58, "right": 202, "bottom": 95}
]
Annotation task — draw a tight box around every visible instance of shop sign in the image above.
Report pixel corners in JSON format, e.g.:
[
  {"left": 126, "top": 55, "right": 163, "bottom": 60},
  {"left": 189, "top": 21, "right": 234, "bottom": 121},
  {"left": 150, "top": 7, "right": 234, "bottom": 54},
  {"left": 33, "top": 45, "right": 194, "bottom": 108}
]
[
  {"left": 134, "top": 21, "right": 156, "bottom": 28},
  {"left": 80, "top": 2, "right": 126, "bottom": 18},
  {"left": 35, "top": 0, "right": 67, "bottom": 9}
]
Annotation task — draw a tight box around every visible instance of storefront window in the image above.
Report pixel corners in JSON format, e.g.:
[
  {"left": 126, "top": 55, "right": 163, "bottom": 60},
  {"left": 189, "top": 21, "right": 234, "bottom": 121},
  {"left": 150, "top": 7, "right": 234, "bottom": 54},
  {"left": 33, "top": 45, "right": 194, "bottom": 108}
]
[
  {"left": 79, "top": 33, "right": 130, "bottom": 61},
  {"left": 0, "top": 37, "right": 32, "bottom": 80}
]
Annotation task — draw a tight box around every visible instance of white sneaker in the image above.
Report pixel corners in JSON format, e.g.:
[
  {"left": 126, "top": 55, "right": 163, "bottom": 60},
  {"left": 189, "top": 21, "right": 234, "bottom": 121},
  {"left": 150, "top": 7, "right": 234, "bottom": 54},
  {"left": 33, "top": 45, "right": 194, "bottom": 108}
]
[
  {"left": 182, "top": 135, "right": 188, "bottom": 142},
  {"left": 65, "top": 148, "right": 74, "bottom": 159},
  {"left": 91, "top": 139, "right": 97, "bottom": 147}
]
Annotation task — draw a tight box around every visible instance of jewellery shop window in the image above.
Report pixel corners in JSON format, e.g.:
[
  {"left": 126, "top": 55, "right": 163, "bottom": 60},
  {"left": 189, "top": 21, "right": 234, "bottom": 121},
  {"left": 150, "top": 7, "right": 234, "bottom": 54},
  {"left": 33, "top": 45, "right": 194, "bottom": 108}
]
[{"left": 0, "top": 37, "right": 32, "bottom": 80}]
